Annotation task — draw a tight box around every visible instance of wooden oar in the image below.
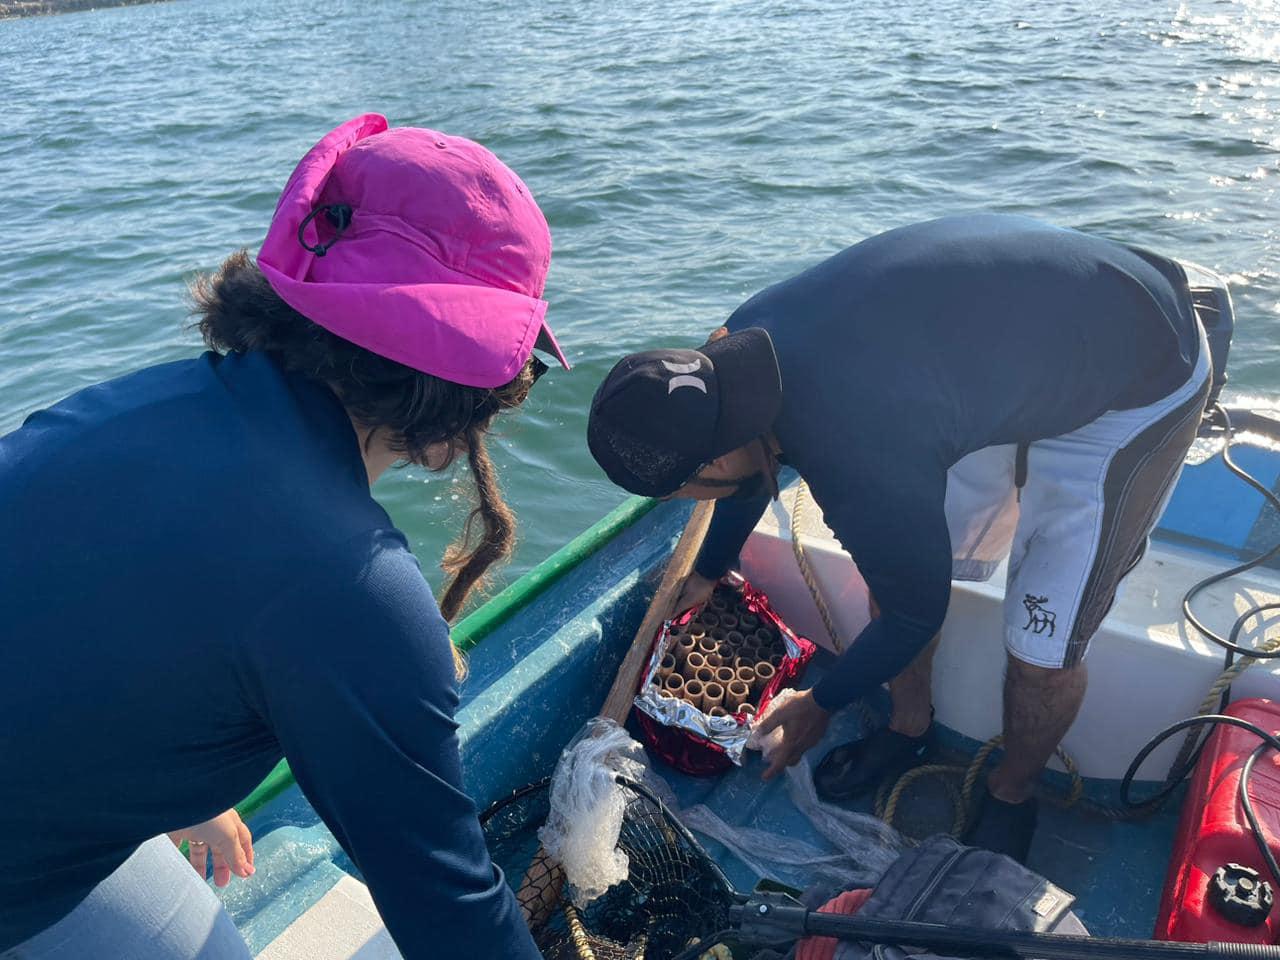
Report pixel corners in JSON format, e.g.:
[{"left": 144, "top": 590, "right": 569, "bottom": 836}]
[
  {"left": 600, "top": 499, "right": 715, "bottom": 722},
  {"left": 517, "top": 499, "right": 716, "bottom": 924}
]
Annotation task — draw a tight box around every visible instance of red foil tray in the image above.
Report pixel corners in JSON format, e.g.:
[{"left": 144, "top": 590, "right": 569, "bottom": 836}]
[{"left": 633, "top": 576, "right": 817, "bottom": 777}]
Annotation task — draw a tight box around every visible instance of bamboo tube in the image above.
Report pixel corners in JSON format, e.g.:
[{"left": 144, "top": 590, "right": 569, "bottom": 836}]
[
  {"left": 715, "top": 666, "right": 735, "bottom": 687},
  {"left": 697, "top": 636, "right": 718, "bottom": 656},
  {"left": 740, "top": 703, "right": 756, "bottom": 718},
  {"left": 703, "top": 682, "right": 724, "bottom": 713},
  {"left": 687, "top": 625, "right": 707, "bottom": 641},
  {"left": 700, "top": 611, "right": 721, "bottom": 628},
  {"left": 704, "top": 651, "right": 724, "bottom": 668},
  {"left": 675, "top": 634, "right": 697, "bottom": 663},
  {"left": 739, "top": 613, "right": 759, "bottom": 631},
  {"left": 710, "top": 627, "right": 728, "bottom": 645},
  {"left": 736, "top": 665, "right": 757, "bottom": 693},
  {"left": 684, "top": 679, "right": 705, "bottom": 711},
  {"left": 754, "top": 627, "right": 775, "bottom": 647},
  {"left": 769, "top": 653, "right": 784, "bottom": 669},
  {"left": 725, "top": 679, "right": 750, "bottom": 711},
  {"left": 725, "top": 630, "right": 745, "bottom": 650},
  {"left": 753, "top": 662, "right": 776, "bottom": 695},
  {"left": 709, "top": 595, "right": 729, "bottom": 613},
  {"left": 659, "top": 654, "right": 677, "bottom": 681},
  {"left": 695, "top": 666, "right": 715, "bottom": 686},
  {"left": 663, "top": 674, "right": 684, "bottom": 699},
  {"left": 683, "top": 651, "right": 706, "bottom": 679},
  {"left": 708, "top": 705, "right": 728, "bottom": 718}
]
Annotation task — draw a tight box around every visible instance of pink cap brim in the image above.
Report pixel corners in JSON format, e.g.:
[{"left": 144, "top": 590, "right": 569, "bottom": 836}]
[{"left": 260, "top": 262, "right": 568, "bottom": 388}]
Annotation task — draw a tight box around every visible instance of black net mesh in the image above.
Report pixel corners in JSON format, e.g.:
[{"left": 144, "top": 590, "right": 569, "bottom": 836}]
[{"left": 481, "top": 777, "right": 736, "bottom": 960}]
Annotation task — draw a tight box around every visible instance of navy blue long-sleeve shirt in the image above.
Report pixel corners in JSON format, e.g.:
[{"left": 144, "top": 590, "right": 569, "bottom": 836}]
[
  {"left": 694, "top": 215, "right": 1200, "bottom": 710},
  {"left": 0, "top": 351, "right": 539, "bottom": 958}
]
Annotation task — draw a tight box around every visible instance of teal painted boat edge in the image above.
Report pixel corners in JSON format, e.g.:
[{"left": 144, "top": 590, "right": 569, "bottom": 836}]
[
  {"left": 232, "top": 494, "right": 663, "bottom": 823},
  {"left": 456, "top": 497, "right": 693, "bottom": 806}
]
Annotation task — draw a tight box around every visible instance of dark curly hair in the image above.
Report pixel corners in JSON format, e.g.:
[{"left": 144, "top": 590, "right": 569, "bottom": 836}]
[{"left": 191, "top": 251, "right": 540, "bottom": 660}]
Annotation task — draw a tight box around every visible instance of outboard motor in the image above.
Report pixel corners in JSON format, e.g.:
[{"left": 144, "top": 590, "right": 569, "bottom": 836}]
[{"left": 1180, "top": 259, "right": 1235, "bottom": 415}]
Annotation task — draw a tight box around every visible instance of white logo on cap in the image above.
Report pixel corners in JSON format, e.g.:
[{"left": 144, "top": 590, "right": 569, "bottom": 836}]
[{"left": 661, "top": 359, "right": 707, "bottom": 395}]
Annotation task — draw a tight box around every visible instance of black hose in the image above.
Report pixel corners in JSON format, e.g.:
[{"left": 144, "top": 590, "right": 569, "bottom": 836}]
[
  {"left": 1182, "top": 406, "right": 1280, "bottom": 662},
  {"left": 1121, "top": 714, "right": 1280, "bottom": 889}
]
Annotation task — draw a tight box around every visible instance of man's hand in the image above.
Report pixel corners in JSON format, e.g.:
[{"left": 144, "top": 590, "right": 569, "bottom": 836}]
[
  {"left": 168, "top": 808, "right": 255, "bottom": 887},
  {"left": 673, "top": 571, "right": 718, "bottom": 617},
  {"left": 755, "top": 689, "right": 831, "bottom": 781}
]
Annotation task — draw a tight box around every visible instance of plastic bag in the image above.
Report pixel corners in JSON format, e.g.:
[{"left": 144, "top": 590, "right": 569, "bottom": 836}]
[
  {"left": 537, "top": 718, "right": 647, "bottom": 905},
  {"left": 717, "top": 689, "right": 905, "bottom": 894}
]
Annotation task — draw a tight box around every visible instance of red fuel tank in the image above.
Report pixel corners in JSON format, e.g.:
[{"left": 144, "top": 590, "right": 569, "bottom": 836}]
[{"left": 1155, "top": 698, "right": 1280, "bottom": 943}]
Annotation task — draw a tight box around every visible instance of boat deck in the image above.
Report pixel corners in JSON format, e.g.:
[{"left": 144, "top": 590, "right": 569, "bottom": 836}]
[
  {"left": 655, "top": 684, "right": 1185, "bottom": 940},
  {"left": 230, "top": 665, "right": 1187, "bottom": 957}
]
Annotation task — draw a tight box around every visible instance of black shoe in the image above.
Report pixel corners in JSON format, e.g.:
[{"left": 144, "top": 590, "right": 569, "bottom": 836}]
[
  {"left": 963, "top": 785, "right": 1039, "bottom": 863},
  {"left": 814, "top": 723, "right": 936, "bottom": 803}
]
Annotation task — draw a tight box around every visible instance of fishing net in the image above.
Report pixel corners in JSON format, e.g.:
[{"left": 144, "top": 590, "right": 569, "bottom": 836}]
[{"left": 481, "top": 774, "right": 737, "bottom": 960}]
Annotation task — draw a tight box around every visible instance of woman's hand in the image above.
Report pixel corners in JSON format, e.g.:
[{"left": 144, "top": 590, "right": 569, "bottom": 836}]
[{"left": 168, "top": 809, "right": 255, "bottom": 887}]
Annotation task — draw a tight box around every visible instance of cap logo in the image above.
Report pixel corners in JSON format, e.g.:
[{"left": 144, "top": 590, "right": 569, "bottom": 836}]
[{"left": 662, "top": 359, "right": 707, "bottom": 395}]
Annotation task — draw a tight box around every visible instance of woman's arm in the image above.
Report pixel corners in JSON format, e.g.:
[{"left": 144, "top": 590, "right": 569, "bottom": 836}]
[{"left": 241, "top": 532, "right": 540, "bottom": 960}]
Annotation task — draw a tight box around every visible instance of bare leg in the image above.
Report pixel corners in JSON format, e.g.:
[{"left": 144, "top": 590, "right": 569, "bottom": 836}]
[
  {"left": 987, "top": 655, "right": 1087, "bottom": 803},
  {"left": 887, "top": 633, "right": 940, "bottom": 737}
]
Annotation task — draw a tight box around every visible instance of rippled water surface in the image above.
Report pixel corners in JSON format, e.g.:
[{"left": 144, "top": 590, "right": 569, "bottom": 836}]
[{"left": 3, "top": 0, "right": 1279, "bottom": 593}]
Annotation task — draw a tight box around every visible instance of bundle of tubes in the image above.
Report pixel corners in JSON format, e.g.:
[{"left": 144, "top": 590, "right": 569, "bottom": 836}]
[{"left": 654, "top": 588, "right": 787, "bottom": 718}]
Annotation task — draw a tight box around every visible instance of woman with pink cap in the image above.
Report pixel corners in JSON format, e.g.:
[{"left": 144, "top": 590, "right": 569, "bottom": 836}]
[{"left": 0, "top": 115, "right": 566, "bottom": 959}]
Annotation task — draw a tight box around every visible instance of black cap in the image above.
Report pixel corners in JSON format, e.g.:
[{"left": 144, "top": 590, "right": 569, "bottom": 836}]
[{"left": 588, "top": 327, "right": 783, "bottom": 498}]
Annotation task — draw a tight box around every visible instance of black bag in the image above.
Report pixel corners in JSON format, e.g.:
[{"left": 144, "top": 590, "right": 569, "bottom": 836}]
[{"left": 828, "top": 835, "right": 1088, "bottom": 960}]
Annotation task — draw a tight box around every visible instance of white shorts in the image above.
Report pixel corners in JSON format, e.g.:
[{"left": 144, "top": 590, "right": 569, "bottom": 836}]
[{"left": 944, "top": 324, "right": 1211, "bottom": 669}]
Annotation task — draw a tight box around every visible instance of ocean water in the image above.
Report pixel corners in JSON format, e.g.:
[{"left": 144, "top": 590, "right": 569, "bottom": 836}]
[{"left": 3, "top": 0, "right": 1279, "bottom": 597}]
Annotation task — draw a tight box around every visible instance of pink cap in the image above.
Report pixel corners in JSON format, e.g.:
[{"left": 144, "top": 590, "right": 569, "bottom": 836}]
[{"left": 258, "top": 114, "right": 568, "bottom": 388}]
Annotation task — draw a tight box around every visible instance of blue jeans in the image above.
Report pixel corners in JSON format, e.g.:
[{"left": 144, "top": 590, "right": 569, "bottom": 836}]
[{"left": 1, "top": 837, "right": 251, "bottom": 959}]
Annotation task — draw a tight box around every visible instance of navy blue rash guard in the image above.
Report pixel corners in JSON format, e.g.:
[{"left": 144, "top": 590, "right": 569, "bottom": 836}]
[
  {"left": 0, "top": 351, "right": 539, "bottom": 958},
  {"left": 694, "top": 215, "right": 1201, "bottom": 711}
]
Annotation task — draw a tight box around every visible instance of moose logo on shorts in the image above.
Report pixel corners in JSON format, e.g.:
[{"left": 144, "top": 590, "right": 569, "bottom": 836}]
[{"left": 1022, "top": 594, "right": 1057, "bottom": 636}]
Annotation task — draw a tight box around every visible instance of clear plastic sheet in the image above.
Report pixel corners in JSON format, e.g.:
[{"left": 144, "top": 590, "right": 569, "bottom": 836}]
[
  {"left": 666, "top": 689, "right": 906, "bottom": 896},
  {"left": 537, "top": 718, "right": 647, "bottom": 905}
]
